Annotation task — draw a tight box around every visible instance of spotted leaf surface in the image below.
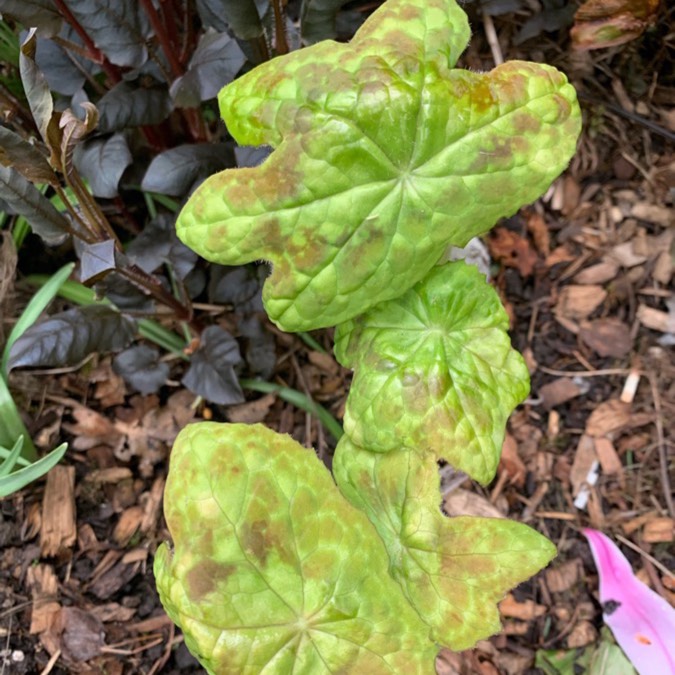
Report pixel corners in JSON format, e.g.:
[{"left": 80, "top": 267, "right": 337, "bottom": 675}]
[
  {"left": 177, "top": 0, "right": 581, "bottom": 331},
  {"left": 154, "top": 423, "right": 437, "bottom": 675},
  {"left": 333, "top": 437, "right": 556, "bottom": 650},
  {"left": 334, "top": 261, "right": 530, "bottom": 483}
]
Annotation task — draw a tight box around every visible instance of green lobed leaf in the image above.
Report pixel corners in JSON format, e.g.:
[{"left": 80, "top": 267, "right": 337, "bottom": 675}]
[
  {"left": 155, "top": 422, "right": 437, "bottom": 674},
  {"left": 332, "top": 436, "right": 556, "bottom": 650},
  {"left": 334, "top": 261, "right": 530, "bottom": 484},
  {"left": 177, "top": 0, "right": 581, "bottom": 331}
]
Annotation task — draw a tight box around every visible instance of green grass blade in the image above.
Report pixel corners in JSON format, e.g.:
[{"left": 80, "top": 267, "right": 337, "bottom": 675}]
[
  {"left": 0, "top": 442, "right": 68, "bottom": 498},
  {"left": 0, "top": 436, "right": 24, "bottom": 476},
  {"left": 0, "top": 374, "right": 37, "bottom": 461},
  {"left": 2, "top": 262, "right": 75, "bottom": 377}
]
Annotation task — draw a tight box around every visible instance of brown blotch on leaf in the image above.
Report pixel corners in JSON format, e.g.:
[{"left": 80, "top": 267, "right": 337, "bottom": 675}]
[{"left": 185, "top": 560, "right": 236, "bottom": 601}]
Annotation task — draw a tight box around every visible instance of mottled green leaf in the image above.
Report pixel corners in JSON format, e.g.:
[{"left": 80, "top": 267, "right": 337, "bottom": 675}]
[
  {"left": 155, "top": 423, "right": 437, "bottom": 674},
  {"left": 334, "top": 262, "right": 529, "bottom": 483},
  {"left": 177, "top": 0, "right": 581, "bottom": 331},
  {"left": 333, "top": 436, "right": 556, "bottom": 650}
]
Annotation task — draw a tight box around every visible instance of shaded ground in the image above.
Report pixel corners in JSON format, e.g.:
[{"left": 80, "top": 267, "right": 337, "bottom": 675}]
[{"left": 1, "top": 5, "right": 673, "bottom": 674}]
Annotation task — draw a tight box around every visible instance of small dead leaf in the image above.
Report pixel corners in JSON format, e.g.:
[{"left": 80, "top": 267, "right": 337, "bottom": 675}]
[
  {"left": 539, "top": 377, "right": 586, "bottom": 409},
  {"left": 59, "top": 606, "right": 105, "bottom": 662},
  {"left": 555, "top": 285, "right": 607, "bottom": 321},
  {"left": 637, "top": 304, "right": 675, "bottom": 333},
  {"left": 574, "top": 261, "right": 619, "bottom": 285},
  {"left": 89, "top": 602, "right": 136, "bottom": 623},
  {"left": 579, "top": 318, "right": 632, "bottom": 357},
  {"left": 499, "top": 593, "right": 547, "bottom": 620},
  {"left": 631, "top": 202, "right": 675, "bottom": 228},
  {"left": 642, "top": 517, "right": 674, "bottom": 543},
  {"left": 586, "top": 399, "right": 651, "bottom": 437},
  {"left": 443, "top": 488, "right": 504, "bottom": 519},
  {"left": 40, "top": 465, "right": 76, "bottom": 557},
  {"left": 308, "top": 350, "right": 339, "bottom": 375},
  {"left": 113, "top": 506, "right": 144, "bottom": 546},
  {"left": 489, "top": 227, "right": 538, "bottom": 276},
  {"left": 498, "top": 433, "right": 526, "bottom": 487},
  {"left": 545, "top": 558, "right": 582, "bottom": 593},
  {"left": 525, "top": 211, "right": 551, "bottom": 255},
  {"left": 226, "top": 393, "right": 276, "bottom": 424},
  {"left": 606, "top": 241, "right": 648, "bottom": 268},
  {"left": 594, "top": 437, "right": 624, "bottom": 478}
]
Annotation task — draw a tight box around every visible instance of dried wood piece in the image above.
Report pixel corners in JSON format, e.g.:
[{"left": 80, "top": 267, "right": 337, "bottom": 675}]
[
  {"left": 539, "top": 377, "right": 586, "bottom": 408},
  {"left": 555, "top": 285, "right": 607, "bottom": 320},
  {"left": 40, "top": 465, "right": 76, "bottom": 558},
  {"left": 27, "top": 564, "right": 60, "bottom": 635},
  {"left": 499, "top": 594, "right": 547, "bottom": 620},
  {"left": 443, "top": 488, "right": 504, "bottom": 519},
  {"left": 113, "top": 506, "right": 144, "bottom": 546},
  {"left": 545, "top": 558, "right": 582, "bottom": 593},
  {"left": 594, "top": 437, "right": 624, "bottom": 480},
  {"left": 643, "top": 517, "right": 674, "bottom": 543},
  {"left": 637, "top": 304, "right": 675, "bottom": 333},
  {"left": 579, "top": 318, "right": 632, "bottom": 357},
  {"left": 574, "top": 261, "right": 619, "bottom": 285},
  {"left": 605, "top": 241, "right": 648, "bottom": 268},
  {"left": 586, "top": 399, "right": 652, "bottom": 437},
  {"left": 570, "top": 434, "right": 598, "bottom": 496}
]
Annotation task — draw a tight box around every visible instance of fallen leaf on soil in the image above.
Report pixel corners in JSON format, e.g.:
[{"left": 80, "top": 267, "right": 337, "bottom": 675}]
[
  {"left": 58, "top": 606, "right": 105, "bottom": 662},
  {"left": 62, "top": 407, "right": 121, "bottom": 450},
  {"left": 308, "top": 349, "right": 340, "bottom": 375},
  {"left": 498, "top": 433, "right": 526, "bottom": 487},
  {"left": 489, "top": 227, "right": 538, "bottom": 276},
  {"left": 525, "top": 211, "right": 551, "bottom": 255},
  {"left": 27, "top": 564, "right": 60, "bottom": 634},
  {"left": 443, "top": 488, "right": 504, "bottom": 519},
  {"left": 113, "top": 506, "right": 144, "bottom": 546},
  {"left": 642, "top": 517, "right": 674, "bottom": 544},
  {"left": 570, "top": 434, "right": 599, "bottom": 496},
  {"left": 606, "top": 241, "right": 648, "bottom": 268},
  {"left": 579, "top": 318, "right": 632, "bottom": 357},
  {"left": 574, "top": 261, "right": 619, "bottom": 285},
  {"left": 539, "top": 377, "right": 586, "bottom": 408},
  {"left": 631, "top": 202, "right": 675, "bottom": 227},
  {"left": 572, "top": 0, "right": 659, "bottom": 50},
  {"left": 637, "top": 304, "right": 675, "bottom": 333},
  {"left": 226, "top": 392, "right": 276, "bottom": 424},
  {"left": 40, "top": 465, "right": 76, "bottom": 557},
  {"left": 594, "top": 437, "right": 624, "bottom": 481},
  {"left": 545, "top": 558, "right": 583, "bottom": 593},
  {"left": 586, "top": 399, "right": 651, "bottom": 437},
  {"left": 546, "top": 245, "right": 576, "bottom": 267},
  {"left": 555, "top": 285, "right": 607, "bottom": 321},
  {"left": 499, "top": 593, "right": 547, "bottom": 620},
  {"left": 89, "top": 602, "right": 137, "bottom": 623},
  {"left": 653, "top": 251, "right": 673, "bottom": 285}
]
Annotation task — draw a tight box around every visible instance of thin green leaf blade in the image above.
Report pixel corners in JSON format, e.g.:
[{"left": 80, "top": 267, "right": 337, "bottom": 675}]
[
  {"left": 335, "top": 261, "right": 530, "bottom": 483},
  {"left": 177, "top": 0, "right": 580, "bottom": 331},
  {"left": 333, "top": 436, "right": 556, "bottom": 651},
  {"left": 0, "top": 442, "right": 67, "bottom": 498},
  {"left": 155, "top": 422, "right": 436, "bottom": 674},
  {"left": 0, "top": 437, "right": 24, "bottom": 477}
]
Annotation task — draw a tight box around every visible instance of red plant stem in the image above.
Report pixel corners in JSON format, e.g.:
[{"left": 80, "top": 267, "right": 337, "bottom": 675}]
[
  {"left": 118, "top": 264, "right": 194, "bottom": 324},
  {"left": 271, "top": 0, "right": 289, "bottom": 55},
  {"left": 140, "top": 0, "right": 183, "bottom": 79},
  {"left": 53, "top": 0, "right": 122, "bottom": 84}
]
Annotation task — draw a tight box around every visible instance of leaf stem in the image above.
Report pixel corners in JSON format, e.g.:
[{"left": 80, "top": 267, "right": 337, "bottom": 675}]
[{"left": 52, "top": 0, "right": 122, "bottom": 84}]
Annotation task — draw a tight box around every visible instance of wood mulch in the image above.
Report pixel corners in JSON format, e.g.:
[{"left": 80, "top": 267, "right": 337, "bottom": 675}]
[{"left": 1, "top": 9, "right": 673, "bottom": 675}]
